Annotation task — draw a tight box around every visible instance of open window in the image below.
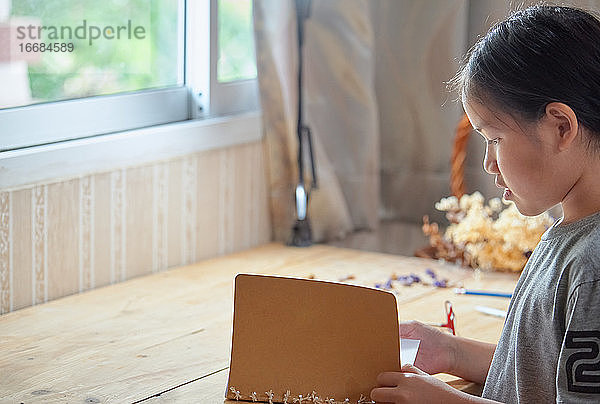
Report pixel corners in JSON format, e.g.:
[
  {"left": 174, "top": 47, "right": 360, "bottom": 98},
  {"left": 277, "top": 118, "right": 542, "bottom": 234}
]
[{"left": 0, "top": 0, "right": 258, "bottom": 152}]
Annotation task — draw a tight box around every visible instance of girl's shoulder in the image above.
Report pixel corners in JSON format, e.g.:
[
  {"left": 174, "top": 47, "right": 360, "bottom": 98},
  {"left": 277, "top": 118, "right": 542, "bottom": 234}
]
[
  {"left": 526, "top": 211, "right": 600, "bottom": 290},
  {"left": 563, "top": 223, "right": 600, "bottom": 289}
]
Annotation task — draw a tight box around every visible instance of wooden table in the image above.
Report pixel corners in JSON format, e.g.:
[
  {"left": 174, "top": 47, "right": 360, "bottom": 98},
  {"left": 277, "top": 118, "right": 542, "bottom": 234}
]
[{"left": 0, "top": 244, "right": 519, "bottom": 403}]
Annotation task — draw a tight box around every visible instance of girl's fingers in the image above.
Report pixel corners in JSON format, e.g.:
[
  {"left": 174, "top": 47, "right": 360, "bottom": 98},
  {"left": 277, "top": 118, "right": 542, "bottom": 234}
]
[
  {"left": 399, "top": 320, "right": 420, "bottom": 337},
  {"left": 370, "top": 386, "right": 401, "bottom": 403},
  {"left": 376, "top": 371, "right": 402, "bottom": 386},
  {"left": 377, "top": 366, "right": 427, "bottom": 387},
  {"left": 373, "top": 369, "right": 432, "bottom": 403},
  {"left": 400, "top": 364, "right": 427, "bottom": 375}
]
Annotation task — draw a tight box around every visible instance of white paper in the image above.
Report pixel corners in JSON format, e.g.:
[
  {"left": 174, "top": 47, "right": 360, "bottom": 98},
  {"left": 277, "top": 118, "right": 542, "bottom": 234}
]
[{"left": 400, "top": 338, "right": 420, "bottom": 367}]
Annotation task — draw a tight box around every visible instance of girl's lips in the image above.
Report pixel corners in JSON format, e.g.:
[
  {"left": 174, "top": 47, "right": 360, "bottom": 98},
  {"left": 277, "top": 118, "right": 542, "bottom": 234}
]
[{"left": 494, "top": 176, "right": 511, "bottom": 199}]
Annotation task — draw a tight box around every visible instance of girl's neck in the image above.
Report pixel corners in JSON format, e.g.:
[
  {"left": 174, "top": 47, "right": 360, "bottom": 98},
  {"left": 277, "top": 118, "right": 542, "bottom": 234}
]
[{"left": 560, "top": 155, "right": 600, "bottom": 225}]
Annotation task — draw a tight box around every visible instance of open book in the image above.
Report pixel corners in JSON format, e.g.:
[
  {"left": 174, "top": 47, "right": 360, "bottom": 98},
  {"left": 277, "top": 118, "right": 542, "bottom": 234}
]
[{"left": 226, "top": 274, "right": 401, "bottom": 403}]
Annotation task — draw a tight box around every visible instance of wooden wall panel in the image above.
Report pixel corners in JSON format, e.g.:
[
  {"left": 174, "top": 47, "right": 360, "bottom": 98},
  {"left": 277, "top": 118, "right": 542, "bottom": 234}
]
[
  {"left": 93, "top": 172, "right": 112, "bottom": 289},
  {"left": 110, "top": 169, "right": 127, "bottom": 284},
  {"left": 79, "top": 175, "right": 95, "bottom": 292},
  {"left": 196, "top": 150, "right": 220, "bottom": 261},
  {"left": 180, "top": 154, "right": 198, "bottom": 265},
  {"left": 0, "top": 140, "right": 271, "bottom": 314},
  {"left": 255, "top": 143, "right": 272, "bottom": 245},
  {"left": 152, "top": 162, "right": 169, "bottom": 273},
  {"left": 167, "top": 159, "right": 183, "bottom": 269},
  {"left": 126, "top": 166, "right": 156, "bottom": 280},
  {"left": 0, "top": 191, "right": 11, "bottom": 314},
  {"left": 11, "top": 188, "right": 32, "bottom": 311},
  {"left": 234, "top": 144, "right": 252, "bottom": 251},
  {"left": 47, "top": 179, "right": 79, "bottom": 302},
  {"left": 31, "top": 184, "right": 48, "bottom": 305},
  {"left": 220, "top": 147, "right": 235, "bottom": 255}
]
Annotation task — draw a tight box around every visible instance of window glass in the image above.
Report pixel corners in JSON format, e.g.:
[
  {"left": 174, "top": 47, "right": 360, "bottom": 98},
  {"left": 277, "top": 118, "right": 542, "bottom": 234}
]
[
  {"left": 0, "top": 0, "right": 181, "bottom": 109},
  {"left": 217, "top": 0, "right": 257, "bottom": 83}
]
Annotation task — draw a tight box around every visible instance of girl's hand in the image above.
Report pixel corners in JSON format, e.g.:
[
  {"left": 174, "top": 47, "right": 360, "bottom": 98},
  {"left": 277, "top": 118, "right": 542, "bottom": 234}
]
[
  {"left": 370, "top": 364, "right": 472, "bottom": 404},
  {"left": 401, "top": 320, "right": 497, "bottom": 385},
  {"left": 400, "top": 321, "right": 457, "bottom": 375}
]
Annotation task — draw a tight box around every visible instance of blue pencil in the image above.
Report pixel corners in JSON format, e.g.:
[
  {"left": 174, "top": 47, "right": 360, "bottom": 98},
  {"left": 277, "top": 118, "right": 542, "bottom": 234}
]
[{"left": 454, "top": 288, "right": 512, "bottom": 298}]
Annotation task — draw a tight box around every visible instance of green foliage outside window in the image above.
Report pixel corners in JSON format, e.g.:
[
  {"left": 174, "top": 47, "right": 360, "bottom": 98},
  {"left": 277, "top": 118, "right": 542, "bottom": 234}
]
[
  {"left": 10, "top": 0, "right": 179, "bottom": 104},
  {"left": 8, "top": 0, "right": 258, "bottom": 106},
  {"left": 217, "top": 0, "right": 257, "bottom": 83}
]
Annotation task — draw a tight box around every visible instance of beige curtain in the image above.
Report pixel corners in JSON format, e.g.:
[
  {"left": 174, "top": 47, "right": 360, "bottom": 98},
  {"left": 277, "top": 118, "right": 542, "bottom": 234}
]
[
  {"left": 254, "top": 0, "right": 378, "bottom": 242},
  {"left": 371, "top": 0, "right": 468, "bottom": 225},
  {"left": 254, "top": 0, "right": 600, "bottom": 244}
]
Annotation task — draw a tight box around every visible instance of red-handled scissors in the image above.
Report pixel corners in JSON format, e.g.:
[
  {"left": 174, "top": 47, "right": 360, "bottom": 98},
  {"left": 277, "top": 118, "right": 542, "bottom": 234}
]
[{"left": 440, "top": 300, "right": 456, "bottom": 335}]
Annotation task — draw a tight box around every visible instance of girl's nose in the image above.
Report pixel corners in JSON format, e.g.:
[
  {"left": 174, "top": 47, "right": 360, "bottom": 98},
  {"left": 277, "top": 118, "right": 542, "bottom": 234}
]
[{"left": 483, "top": 145, "right": 500, "bottom": 175}]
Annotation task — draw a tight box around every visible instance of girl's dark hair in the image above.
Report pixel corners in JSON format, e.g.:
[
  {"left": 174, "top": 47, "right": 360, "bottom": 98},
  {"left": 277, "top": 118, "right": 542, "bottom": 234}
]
[{"left": 456, "top": 5, "right": 600, "bottom": 144}]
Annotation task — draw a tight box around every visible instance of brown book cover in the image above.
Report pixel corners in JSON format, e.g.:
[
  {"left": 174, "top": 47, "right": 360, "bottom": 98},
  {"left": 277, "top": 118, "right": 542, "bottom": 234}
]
[{"left": 226, "top": 274, "right": 400, "bottom": 403}]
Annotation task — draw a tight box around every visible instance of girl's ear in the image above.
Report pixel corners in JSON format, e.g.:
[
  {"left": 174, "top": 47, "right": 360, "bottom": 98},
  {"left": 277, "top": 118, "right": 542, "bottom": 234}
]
[{"left": 545, "top": 102, "right": 579, "bottom": 151}]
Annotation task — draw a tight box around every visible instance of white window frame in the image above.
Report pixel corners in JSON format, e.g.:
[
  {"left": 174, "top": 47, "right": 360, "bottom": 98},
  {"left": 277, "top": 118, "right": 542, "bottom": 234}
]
[
  {"left": 0, "top": 0, "right": 260, "bottom": 154},
  {"left": 0, "top": 111, "right": 262, "bottom": 190},
  {"left": 188, "top": 0, "right": 259, "bottom": 118},
  {"left": 0, "top": 88, "right": 190, "bottom": 151}
]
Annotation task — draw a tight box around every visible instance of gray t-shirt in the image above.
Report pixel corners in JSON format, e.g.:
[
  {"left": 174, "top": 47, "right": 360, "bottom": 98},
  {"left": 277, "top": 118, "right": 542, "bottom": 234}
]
[{"left": 482, "top": 211, "right": 600, "bottom": 403}]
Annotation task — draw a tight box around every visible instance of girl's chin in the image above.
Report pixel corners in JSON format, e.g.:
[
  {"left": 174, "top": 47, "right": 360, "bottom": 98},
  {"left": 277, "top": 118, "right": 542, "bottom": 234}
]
[
  {"left": 509, "top": 198, "right": 549, "bottom": 217},
  {"left": 501, "top": 189, "right": 549, "bottom": 216}
]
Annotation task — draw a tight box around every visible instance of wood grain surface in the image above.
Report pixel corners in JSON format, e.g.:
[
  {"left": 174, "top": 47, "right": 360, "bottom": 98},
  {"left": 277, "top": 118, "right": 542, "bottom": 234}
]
[{"left": 0, "top": 243, "right": 519, "bottom": 403}]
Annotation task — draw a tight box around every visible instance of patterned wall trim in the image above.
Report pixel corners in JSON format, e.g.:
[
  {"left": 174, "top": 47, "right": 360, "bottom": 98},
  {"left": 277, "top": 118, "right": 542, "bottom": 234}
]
[{"left": 0, "top": 142, "right": 270, "bottom": 315}]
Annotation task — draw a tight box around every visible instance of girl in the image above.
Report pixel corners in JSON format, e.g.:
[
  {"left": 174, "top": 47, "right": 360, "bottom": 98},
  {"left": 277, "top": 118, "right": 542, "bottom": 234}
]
[{"left": 371, "top": 5, "right": 600, "bottom": 403}]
